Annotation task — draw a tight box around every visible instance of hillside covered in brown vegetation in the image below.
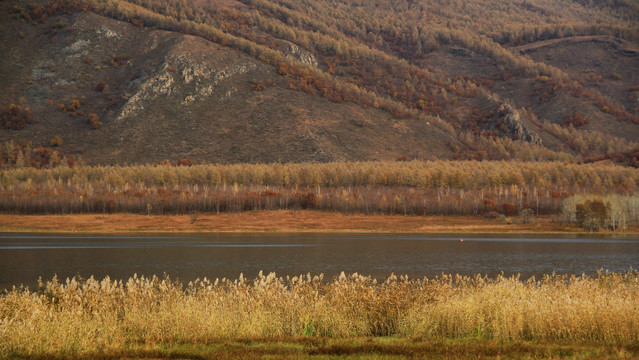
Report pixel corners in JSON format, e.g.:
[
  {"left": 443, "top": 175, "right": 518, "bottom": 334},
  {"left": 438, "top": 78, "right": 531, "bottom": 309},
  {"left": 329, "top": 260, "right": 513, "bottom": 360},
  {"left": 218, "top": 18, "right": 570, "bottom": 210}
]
[{"left": 1, "top": 0, "right": 638, "bottom": 165}]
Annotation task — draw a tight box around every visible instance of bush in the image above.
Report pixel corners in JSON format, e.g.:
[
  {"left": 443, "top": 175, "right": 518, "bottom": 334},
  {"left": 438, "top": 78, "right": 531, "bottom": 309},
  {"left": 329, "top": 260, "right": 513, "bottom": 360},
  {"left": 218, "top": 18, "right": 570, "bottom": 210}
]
[
  {"left": 50, "top": 136, "right": 63, "bottom": 147},
  {"left": 108, "top": 55, "right": 129, "bottom": 67},
  {"left": 87, "top": 113, "right": 101, "bottom": 129},
  {"left": 483, "top": 199, "right": 497, "bottom": 212},
  {"left": 1, "top": 104, "right": 36, "bottom": 130},
  {"left": 58, "top": 100, "right": 81, "bottom": 112},
  {"left": 563, "top": 112, "right": 588, "bottom": 129},
  {"left": 536, "top": 75, "right": 550, "bottom": 83},
  {"left": 576, "top": 199, "right": 608, "bottom": 232},
  {"left": 501, "top": 202, "right": 517, "bottom": 216},
  {"left": 520, "top": 208, "right": 534, "bottom": 224}
]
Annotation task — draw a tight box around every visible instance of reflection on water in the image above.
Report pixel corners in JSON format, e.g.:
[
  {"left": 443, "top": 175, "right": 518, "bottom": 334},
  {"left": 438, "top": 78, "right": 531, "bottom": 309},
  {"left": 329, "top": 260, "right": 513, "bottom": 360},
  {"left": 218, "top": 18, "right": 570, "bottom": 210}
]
[{"left": 0, "top": 232, "right": 637, "bottom": 289}]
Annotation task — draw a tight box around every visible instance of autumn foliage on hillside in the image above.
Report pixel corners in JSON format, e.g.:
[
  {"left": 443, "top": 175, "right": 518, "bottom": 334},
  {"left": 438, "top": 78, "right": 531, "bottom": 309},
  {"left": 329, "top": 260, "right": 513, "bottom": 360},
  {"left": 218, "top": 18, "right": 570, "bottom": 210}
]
[
  {"left": 14, "top": 0, "right": 636, "bottom": 133},
  {"left": 0, "top": 141, "right": 75, "bottom": 168},
  {"left": 3, "top": 0, "right": 639, "bottom": 168},
  {"left": 1, "top": 105, "right": 36, "bottom": 130}
]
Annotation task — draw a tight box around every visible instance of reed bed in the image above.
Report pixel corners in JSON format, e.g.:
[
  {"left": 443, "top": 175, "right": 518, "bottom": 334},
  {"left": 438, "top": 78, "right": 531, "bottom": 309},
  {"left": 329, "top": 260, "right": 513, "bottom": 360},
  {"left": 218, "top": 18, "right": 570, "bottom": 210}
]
[{"left": 1, "top": 271, "right": 638, "bottom": 358}]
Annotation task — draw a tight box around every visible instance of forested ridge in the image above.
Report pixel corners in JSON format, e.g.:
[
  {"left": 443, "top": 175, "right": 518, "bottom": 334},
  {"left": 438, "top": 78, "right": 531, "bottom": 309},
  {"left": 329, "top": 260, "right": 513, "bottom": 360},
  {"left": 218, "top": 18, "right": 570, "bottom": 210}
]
[{"left": 1, "top": 0, "right": 639, "bottom": 166}]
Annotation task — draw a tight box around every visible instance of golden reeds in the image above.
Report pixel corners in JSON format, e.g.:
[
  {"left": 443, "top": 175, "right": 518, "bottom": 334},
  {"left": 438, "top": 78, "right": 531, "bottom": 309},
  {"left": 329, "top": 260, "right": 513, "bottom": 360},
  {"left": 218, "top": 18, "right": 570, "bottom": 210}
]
[{"left": 1, "top": 270, "right": 638, "bottom": 358}]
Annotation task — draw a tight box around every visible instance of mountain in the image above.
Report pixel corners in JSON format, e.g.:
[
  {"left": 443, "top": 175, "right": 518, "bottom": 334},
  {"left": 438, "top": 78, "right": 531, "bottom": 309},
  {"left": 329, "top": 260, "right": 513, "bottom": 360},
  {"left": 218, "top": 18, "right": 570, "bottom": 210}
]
[{"left": 1, "top": 0, "right": 638, "bottom": 166}]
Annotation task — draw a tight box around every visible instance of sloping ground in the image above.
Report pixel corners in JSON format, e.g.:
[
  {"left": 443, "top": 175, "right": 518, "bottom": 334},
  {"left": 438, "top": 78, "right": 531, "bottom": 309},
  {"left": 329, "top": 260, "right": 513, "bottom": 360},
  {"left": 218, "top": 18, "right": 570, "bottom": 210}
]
[
  {"left": 423, "top": 37, "right": 639, "bottom": 147},
  {"left": 1, "top": 0, "right": 639, "bottom": 165},
  {"left": 519, "top": 35, "right": 639, "bottom": 140},
  {"left": 0, "top": 10, "right": 456, "bottom": 164}
]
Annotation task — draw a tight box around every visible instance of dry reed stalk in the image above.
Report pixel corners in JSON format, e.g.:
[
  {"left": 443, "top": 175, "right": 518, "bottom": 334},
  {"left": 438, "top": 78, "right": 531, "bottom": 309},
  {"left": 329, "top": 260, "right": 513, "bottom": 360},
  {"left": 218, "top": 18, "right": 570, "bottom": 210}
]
[{"left": 1, "top": 271, "right": 638, "bottom": 358}]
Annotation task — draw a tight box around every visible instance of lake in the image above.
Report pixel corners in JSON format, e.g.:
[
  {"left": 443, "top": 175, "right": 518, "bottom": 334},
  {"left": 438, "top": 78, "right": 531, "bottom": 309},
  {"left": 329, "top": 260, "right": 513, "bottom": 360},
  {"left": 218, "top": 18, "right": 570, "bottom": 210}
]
[{"left": 1, "top": 232, "right": 638, "bottom": 290}]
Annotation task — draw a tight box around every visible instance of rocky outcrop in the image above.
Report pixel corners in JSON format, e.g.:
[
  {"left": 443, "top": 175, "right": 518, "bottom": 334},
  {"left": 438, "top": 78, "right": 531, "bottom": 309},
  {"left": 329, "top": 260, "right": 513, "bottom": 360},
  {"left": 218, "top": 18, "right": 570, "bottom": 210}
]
[
  {"left": 498, "top": 102, "right": 542, "bottom": 145},
  {"left": 282, "top": 42, "right": 318, "bottom": 67},
  {"left": 116, "top": 53, "right": 258, "bottom": 121}
]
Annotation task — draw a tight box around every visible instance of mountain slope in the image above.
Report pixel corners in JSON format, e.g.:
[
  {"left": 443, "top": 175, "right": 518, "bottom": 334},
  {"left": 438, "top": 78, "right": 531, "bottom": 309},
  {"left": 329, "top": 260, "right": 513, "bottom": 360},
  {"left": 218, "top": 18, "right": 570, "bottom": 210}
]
[
  {"left": 1, "top": 9, "right": 457, "bottom": 164},
  {"left": 1, "top": 0, "right": 638, "bottom": 165}
]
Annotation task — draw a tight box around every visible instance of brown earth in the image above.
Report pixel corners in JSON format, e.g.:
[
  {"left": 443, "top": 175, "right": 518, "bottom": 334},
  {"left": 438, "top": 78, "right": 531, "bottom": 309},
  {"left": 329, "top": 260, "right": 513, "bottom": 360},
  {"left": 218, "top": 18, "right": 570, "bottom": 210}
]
[
  {"left": 519, "top": 35, "right": 639, "bottom": 140},
  {"left": 1, "top": 210, "right": 635, "bottom": 234},
  {"left": 422, "top": 36, "right": 639, "bottom": 146},
  {"left": 1, "top": 2, "right": 638, "bottom": 164},
  {"left": 0, "top": 9, "right": 456, "bottom": 165}
]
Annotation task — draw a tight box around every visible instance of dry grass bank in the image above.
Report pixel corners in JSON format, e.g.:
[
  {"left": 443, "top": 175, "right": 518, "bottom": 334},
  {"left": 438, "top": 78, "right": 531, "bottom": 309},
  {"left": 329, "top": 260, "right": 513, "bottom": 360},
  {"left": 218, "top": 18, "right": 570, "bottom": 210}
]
[
  {"left": 1, "top": 271, "right": 638, "bottom": 359},
  {"left": 0, "top": 211, "right": 600, "bottom": 233},
  {"left": 5, "top": 338, "right": 635, "bottom": 359}
]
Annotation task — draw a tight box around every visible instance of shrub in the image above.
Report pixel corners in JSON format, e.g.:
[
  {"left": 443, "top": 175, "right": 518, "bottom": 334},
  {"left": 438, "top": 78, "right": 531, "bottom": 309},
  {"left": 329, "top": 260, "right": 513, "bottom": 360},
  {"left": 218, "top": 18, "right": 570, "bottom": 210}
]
[
  {"left": 59, "top": 100, "right": 81, "bottom": 112},
  {"left": 483, "top": 199, "right": 497, "bottom": 212},
  {"left": 563, "top": 112, "right": 589, "bottom": 129},
  {"left": 536, "top": 75, "right": 550, "bottom": 83},
  {"left": 108, "top": 55, "right": 129, "bottom": 67},
  {"left": 68, "top": 100, "right": 81, "bottom": 111},
  {"left": 87, "top": 113, "right": 101, "bottom": 129},
  {"left": 501, "top": 202, "right": 517, "bottom": 216},
  {"left": 1, "top": 104, "right": 36, "bottom": 130},
  {"left": 9, "top": 5, "right": 26, "bottom": 19},
  {"left": 520, "top": 208, "right": 534, "bottom": 224},
  {"left": 50, "top": 136, "right": 63, "bottom": 147},
  {"left": 576, "top": 199, "right": 608, "bottom": 232},
  {"left": 130, "top": 18, "right": 143, "bottom": 27},
  {"left": 250, "top": 80, "right": 267, "bottom": 91}
]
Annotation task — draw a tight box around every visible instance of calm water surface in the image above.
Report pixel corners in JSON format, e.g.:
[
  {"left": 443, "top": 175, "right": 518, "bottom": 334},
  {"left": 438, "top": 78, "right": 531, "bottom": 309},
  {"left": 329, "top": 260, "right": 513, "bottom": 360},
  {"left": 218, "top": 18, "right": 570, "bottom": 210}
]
[{"left": 1, "top": 232, "right": 638, "bottom": 289}]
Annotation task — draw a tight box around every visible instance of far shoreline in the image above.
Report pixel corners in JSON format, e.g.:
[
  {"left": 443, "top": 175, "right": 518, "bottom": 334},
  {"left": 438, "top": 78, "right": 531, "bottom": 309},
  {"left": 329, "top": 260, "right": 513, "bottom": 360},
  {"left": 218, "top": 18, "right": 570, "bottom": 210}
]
[{"left": 1, "top": 210, "right": 638, "bottom": 235}]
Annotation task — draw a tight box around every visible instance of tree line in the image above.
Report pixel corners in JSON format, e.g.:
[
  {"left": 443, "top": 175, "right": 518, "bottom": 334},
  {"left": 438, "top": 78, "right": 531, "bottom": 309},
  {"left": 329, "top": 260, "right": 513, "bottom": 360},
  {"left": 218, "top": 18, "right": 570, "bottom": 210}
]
[{"left": 1, "top": 161, "right": 637, "bottom": 225}]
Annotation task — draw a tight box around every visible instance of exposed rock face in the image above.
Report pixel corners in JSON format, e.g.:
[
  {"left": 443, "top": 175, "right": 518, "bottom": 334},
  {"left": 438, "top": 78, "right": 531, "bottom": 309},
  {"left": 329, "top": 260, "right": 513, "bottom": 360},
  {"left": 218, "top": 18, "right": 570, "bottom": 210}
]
[
  {"left": 116, "top": 71, "right": 174, "bottom": 121},
  {"left": 283, "top": 42, "right": 318, "bottom": 67},
  {"left": 498, "top": 102, "right": 542, "bottom": 145},
  {"left": 117, "top": 50, "right": 258, "bottom": 121},
  {"left": 96, "top": 26, "right": 120, "bottom": 39}
]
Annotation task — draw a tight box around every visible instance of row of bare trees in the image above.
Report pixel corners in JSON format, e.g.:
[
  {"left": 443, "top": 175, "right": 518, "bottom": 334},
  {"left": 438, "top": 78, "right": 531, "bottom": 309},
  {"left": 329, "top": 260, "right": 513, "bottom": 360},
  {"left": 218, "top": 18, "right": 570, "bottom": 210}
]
[
  {"left": 0, "top": 183, "right": 568, "bottom": 216},
  {"left": 0, "top": 162, "right": 637, "bottom": 220},
  {"left": 561, "top": 194, "right": 639, "bottom": 231}
]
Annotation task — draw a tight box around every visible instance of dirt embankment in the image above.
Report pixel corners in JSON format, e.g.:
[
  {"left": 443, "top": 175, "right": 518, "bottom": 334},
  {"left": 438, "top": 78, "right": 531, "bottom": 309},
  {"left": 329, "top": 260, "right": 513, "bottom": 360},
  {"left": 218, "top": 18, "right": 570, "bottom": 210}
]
[
  {"left": 1, "top": 210, "right": 635, "bottom": 234},
  {"left": 514, "top": 35, "right": 639, "bottom": 55}
]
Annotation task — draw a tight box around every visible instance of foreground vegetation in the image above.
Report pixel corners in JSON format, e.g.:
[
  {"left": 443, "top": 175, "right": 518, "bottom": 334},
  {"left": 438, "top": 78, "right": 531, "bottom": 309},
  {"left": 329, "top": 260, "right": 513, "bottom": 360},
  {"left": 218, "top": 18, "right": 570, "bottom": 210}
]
[{"left": 1, "top": 271, "right": 638, "bottom": 358}]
